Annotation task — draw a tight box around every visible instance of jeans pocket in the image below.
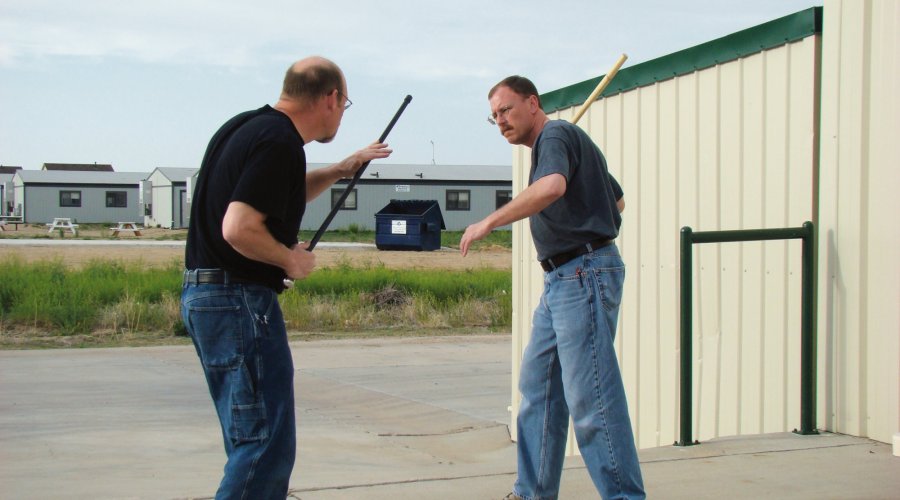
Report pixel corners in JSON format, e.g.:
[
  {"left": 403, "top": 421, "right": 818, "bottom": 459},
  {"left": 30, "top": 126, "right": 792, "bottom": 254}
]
[
  {"left": 187, "top": 303, "right": 243, "bottom": 369},
  {"left": 231, "top": 361, "right": 269, "bottom": 443},
  {"left": 593, "top": 265, "right": 625, "bottom": 311}
]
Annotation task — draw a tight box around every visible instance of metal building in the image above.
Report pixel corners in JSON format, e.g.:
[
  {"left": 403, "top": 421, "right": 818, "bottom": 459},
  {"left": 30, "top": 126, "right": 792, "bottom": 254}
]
[
  {"left": 11, "top": 170, "right": 145, "bottom": 223},
  {"left": 180, "top": 163, "right": 510, "bottom": 232},
  {"left": 302, "top": 163, "right": 511, "bottom": 231},
  {"left": 143, "top": 167, "right": 196, "bottom": 229},
  {"left": 9, "top": 162, "right": 509, "bottom": 232},
  {"left": 0, "top": 166, "right": 22, "bottom": 215},
  {"left": 509, "top": 3, "right": 899, "bottom": 454},
  {"left": 817, "top": 0, "right": 899, "bottom": 451}
]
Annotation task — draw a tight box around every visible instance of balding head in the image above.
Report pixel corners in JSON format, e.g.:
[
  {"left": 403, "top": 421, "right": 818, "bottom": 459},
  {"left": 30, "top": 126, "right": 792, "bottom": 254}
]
[{"left": 281, "top": 56, "right": 345, "bottom": 105}]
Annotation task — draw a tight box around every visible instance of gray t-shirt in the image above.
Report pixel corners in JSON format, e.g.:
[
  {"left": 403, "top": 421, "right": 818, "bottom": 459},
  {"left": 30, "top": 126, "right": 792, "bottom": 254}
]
[{"left": 529, "top": 120, "right": 623, "bottom": 261}]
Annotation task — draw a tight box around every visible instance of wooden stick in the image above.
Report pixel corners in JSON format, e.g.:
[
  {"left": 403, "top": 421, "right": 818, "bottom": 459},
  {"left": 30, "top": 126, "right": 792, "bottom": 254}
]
[{"left": 570, "top": 53, "right": 628, "bottom": 125}]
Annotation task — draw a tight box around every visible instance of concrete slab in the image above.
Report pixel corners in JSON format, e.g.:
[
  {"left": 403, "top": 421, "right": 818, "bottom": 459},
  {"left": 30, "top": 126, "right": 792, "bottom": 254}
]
[{"left": 1, "top": 335, "right": 897, "bottom": 500}]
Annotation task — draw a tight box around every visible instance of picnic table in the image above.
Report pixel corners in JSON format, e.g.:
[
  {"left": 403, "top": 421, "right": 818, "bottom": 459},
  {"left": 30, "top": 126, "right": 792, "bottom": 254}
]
[
  {"left": 110, "top": 221, "right": 143, "bottom": 237},
  {"left": 46, "top": 217, "right": 79, "bottom": 235},
  {"left": 0, "top": 215, "right": 24, "bottom": 231}
]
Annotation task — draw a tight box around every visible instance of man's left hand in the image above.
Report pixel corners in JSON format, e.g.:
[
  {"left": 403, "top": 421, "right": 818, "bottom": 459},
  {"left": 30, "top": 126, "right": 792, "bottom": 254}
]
[
  {"left": 336, "top": 142, "right": 393, "bottom": 178},
  {"left": 460, "top": 220, "right": 492, "bottom": 257}
]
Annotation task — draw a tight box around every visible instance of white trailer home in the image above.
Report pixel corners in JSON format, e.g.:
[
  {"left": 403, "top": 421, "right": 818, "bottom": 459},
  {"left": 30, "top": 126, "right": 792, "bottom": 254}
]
[
  {"left": 143, "top": 167, "right": 197, "bottom": 229},
  {"left": 11, "top": 170, "right": 145, "bottom": 224}
]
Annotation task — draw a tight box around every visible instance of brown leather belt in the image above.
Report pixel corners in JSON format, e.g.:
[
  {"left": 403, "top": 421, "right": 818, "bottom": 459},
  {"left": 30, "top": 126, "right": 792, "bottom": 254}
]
[
  {"left": 183, "top": 269, "right": 256, "bottom": 285},
  {"left": 540, "top": 238, "right": 613, "bottom": 272}
]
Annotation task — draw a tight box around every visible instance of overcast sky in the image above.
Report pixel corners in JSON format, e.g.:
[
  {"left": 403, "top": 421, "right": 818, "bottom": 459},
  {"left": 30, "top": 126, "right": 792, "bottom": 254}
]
[{"left": 0, "top": 0, "right": 820, "bottom": 173}]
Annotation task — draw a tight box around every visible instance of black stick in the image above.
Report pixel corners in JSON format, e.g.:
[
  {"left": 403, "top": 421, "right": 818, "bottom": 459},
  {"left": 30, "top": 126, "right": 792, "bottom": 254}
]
[{"left": 308, "top": 95, "right": 413, "bottom": 251}]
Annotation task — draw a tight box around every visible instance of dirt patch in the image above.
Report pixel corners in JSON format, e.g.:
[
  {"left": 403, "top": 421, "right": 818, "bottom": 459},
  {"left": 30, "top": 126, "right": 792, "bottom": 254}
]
[{"left": 0, "top": 225, "right": 511, "bottom": 270}]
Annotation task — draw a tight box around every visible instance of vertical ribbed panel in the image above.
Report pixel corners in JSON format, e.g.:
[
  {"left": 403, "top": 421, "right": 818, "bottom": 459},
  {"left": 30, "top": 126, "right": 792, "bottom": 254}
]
[
  {"left": 510, "top": 35, "right": 820, "bottom": 450},
  {"left": 509, "top": 145, "right": 537, "bottom": 444},
  {"left": 818, "top": 0, "right": 900, "bottom": 446}
]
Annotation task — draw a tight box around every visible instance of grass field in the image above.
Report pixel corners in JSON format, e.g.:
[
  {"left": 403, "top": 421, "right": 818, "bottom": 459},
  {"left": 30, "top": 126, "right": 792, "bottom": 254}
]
[{"left": 0, "top": 255, "right": 511, "bottom": 349}]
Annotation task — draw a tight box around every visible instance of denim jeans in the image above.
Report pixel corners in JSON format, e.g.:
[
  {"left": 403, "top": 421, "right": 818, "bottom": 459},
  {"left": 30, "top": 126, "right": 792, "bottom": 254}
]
[
  {"left": 181, "top": 282, "right": 295, "bottom": 500},
  {"left": 514, "top": 244, "right": 645, "bottom": 500}
]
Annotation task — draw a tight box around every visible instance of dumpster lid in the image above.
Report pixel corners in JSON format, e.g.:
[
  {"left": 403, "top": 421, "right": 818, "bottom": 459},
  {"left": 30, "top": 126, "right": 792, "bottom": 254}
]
[{"left": 376, "top": 199, "right": 445, "bottom": 229}]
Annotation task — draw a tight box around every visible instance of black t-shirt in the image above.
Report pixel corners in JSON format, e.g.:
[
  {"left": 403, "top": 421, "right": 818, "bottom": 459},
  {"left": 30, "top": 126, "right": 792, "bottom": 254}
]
[
  {"left": 529, "top": 120, "right": 622, "bottom": 261},
  {"left": 185, "top": 105, "right": 306, "bottom": 291}
]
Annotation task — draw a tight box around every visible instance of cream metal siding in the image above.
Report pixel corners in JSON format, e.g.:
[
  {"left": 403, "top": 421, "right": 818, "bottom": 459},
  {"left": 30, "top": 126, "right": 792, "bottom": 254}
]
[
  {"left": 511, "top": 22, "right": 821, "bottom": 450},
  {"left": 817, "top": 0, "right": 900, "bottom": 446},
  {"left": 510, "top": 145, "right": 540, "bottom": 442}
]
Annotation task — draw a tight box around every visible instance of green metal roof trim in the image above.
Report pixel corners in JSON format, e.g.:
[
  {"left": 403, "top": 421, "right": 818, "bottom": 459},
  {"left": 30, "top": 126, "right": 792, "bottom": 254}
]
[{"left": 541, "top": 7, "right": 823, "bottom": 113}]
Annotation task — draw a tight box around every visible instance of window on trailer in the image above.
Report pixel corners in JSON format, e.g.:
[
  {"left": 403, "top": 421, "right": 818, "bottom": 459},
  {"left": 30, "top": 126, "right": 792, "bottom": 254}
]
[
  {"left": 331, "top": 188, "right": 358, "bottom": 210},
  {"left": 447, "top": 190, "right": 470, "bottom": 211},
  {"left": 106, "top": 191, "right": 127, "bottom": 208},
  {"left": 60, "top": 191, "right": 81, "bottom": 207},
  {"left": 496, "top": 190, "right": 512, "bottom": 209}
]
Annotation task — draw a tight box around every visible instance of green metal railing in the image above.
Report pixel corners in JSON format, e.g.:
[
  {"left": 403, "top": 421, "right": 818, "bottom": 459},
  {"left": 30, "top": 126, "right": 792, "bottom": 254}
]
[{"left": 677, "top": 221, "right": 817, "bottom": 446}]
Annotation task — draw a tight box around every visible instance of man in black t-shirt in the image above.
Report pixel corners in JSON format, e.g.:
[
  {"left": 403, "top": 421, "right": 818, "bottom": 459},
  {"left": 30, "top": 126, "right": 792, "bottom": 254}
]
[
  {"left": 181, "top": 56, "right": 391, "bottom": 499},
  {"left": 461, "top": 76, "right": 645, "bottom": 500}
]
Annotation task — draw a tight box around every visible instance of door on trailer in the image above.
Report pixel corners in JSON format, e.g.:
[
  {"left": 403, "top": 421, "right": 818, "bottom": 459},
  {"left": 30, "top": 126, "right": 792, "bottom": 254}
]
[{"left": 177, "top": 189, "right": 187, "bottom": 228}]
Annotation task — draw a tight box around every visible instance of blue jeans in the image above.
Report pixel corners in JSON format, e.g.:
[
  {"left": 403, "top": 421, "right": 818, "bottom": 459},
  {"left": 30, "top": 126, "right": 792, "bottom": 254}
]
[
  {"left": 181, "top": 283, "right": 295, "bottom": 500},
  {"left": 514, "top": 244, "right": 645, "bottom": 500}
]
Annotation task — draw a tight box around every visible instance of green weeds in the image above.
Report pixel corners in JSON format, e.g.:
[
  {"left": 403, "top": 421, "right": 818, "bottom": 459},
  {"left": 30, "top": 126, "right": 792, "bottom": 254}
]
[{"left": 0, "top": 256, "right": 511, "bottom": 349}]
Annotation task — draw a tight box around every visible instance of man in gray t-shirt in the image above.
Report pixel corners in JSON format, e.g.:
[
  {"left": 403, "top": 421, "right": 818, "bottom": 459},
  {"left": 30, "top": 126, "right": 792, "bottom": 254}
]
[
  {"left": 528, "top": 119, "right": 623, "bottom": 261},
  {"left": 461, "top": 76, "right": 645, "bottom": 500}
]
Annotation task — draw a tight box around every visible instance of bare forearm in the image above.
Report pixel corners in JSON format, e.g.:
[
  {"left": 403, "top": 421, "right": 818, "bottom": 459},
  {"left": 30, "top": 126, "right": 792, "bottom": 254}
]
[
  {"left": 306, "top": 165, "right": 344, "bottom": 202},
  {"left": 222, "top": 201, "right": 316, "bottom": 280},
  {"left": 459, "top": 174, "right": 565, "bottom": 256},
  {"left": 222, "top": 205, "right": 291, "bottom": 269},
  {"left": 483, "top": 174, "right": 566, "bottom": 230},
  {"left": 306, "top": 142, "right": 393, "bottom": 202}
]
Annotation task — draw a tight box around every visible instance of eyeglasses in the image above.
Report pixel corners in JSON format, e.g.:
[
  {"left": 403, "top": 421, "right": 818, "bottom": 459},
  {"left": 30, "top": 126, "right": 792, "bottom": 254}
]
[
  {"left": 487, "top": 104, "right": 513, "bottom": 125},
  {"left": 337, "top": 91, "right": 353, "bottom": 110}
]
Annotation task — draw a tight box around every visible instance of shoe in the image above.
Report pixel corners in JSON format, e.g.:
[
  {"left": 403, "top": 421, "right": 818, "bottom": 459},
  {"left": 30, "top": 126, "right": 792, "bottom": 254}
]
[{"left": 502, "top": 493, "right": 523, "bottom": 500}]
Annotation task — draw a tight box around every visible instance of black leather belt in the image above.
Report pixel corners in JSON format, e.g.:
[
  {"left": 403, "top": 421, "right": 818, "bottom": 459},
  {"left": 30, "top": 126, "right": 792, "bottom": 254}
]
[
  {"left": 183, "top": 269, "right": 255, "bottom": 285},
  {"left": 540, "top": 238, "right": 613, "bottom": 272}
]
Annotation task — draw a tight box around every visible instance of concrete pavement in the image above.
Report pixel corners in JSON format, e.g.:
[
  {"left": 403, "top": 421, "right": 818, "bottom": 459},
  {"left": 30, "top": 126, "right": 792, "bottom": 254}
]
[{"left": 1, "top": 335, "right": 897, "bottom": 499}]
